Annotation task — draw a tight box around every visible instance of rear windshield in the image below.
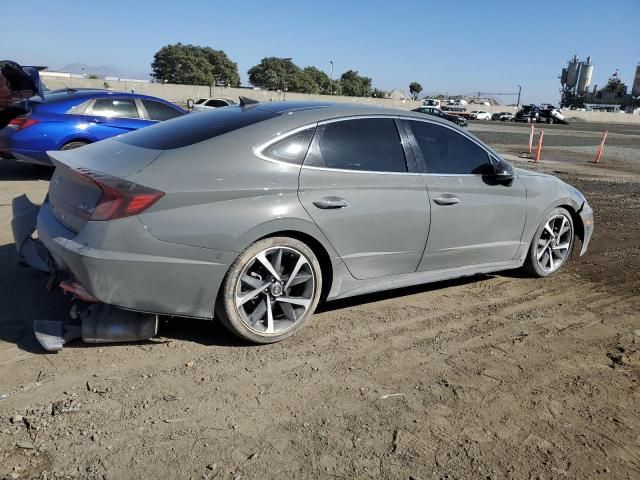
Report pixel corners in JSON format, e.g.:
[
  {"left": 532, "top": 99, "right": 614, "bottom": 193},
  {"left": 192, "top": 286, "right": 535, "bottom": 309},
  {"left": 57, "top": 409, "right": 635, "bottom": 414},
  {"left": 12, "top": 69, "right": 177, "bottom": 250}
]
[{"left": 117, "top": 107, "right": 278, "bottom": 150}]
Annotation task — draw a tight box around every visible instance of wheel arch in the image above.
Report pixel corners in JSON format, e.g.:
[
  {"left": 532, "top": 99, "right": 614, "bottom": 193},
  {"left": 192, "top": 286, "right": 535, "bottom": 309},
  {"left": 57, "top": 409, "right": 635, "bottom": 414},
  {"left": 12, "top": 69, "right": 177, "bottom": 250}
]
[{"left": 58, "top": 136, "right": 93, "bottom": 149}]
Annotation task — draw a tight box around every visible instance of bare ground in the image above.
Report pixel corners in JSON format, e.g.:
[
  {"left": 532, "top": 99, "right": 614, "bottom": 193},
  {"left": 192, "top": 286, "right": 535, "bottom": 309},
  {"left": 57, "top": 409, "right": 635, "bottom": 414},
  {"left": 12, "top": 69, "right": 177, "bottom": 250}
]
[{"left": 0, "top": 147, "right": 639, "bottom": 479}]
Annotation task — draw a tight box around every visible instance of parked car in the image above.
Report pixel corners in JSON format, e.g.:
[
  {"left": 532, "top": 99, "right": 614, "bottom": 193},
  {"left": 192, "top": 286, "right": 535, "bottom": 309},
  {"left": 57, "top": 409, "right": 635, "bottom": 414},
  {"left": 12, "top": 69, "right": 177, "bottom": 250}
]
[
  {"left": 539, "top": 105, "right": 569, "bottom": 124},
  {"left": 412, "top": 106, "right": 468, "bottom": 127},
  {"left": 471, "top": 110, "right": 491, "bottom": 120},
  {"left": 192, "top": 98, "right": 237, "bottom": 112},
  {"left": 514, "top": 104, "right": 540, "bottom": 123},
  {"left": 13, "top": 102, "right": 593, "bottom": 347},
  {"left": 0, "top": 89, "right": 186, "bottom": 165},
  {"left": 492, "top": 111, "right": 513, "bottom": 121}
]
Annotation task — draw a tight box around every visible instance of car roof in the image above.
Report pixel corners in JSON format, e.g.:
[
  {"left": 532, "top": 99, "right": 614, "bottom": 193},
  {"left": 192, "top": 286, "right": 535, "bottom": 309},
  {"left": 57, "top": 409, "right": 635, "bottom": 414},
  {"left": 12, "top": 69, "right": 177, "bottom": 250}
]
[
  {"left": 247, "top": 101, "right": 458, "bottom": 126},
  {"left": 40, "top": 89, "right": 173, "bottom": 103}
]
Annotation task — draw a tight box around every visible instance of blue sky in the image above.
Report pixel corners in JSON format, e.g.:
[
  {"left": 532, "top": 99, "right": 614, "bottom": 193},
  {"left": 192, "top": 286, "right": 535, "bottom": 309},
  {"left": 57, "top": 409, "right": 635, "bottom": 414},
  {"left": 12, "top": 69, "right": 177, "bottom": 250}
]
[{"left": 2, "top": 0, "right": 638, "bottom": 104}]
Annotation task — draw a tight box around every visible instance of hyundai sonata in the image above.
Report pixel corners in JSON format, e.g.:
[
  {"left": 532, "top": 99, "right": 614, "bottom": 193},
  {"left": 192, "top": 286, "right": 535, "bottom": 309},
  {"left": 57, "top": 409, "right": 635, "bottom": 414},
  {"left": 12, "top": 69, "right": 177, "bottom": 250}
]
[{"left": 13, "top": 101, "right": 594, "bottom": 344}]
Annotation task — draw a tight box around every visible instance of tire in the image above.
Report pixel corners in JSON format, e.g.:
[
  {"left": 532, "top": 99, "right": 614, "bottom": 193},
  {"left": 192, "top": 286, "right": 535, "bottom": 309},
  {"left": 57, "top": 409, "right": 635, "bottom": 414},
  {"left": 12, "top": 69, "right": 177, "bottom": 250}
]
[
  {"left": 523, "top": 207, "right": 575, "bottom": 277},
  {"left": 60, "top": 141, "right": 90, "bottom": 151},
  {"left": 215, "top": 236, "right": 322, "bottom": 344}
]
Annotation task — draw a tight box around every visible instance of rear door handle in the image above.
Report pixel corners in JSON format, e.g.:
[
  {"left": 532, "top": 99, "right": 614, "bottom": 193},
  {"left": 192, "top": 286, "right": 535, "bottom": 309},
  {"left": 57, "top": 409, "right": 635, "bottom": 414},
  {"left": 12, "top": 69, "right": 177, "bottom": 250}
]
[
  {"left": 313, "top": 196, "right": 350, "bottom": 209},
  {"left": 433, "top": 194, "right": 461, "bottom": 206}
]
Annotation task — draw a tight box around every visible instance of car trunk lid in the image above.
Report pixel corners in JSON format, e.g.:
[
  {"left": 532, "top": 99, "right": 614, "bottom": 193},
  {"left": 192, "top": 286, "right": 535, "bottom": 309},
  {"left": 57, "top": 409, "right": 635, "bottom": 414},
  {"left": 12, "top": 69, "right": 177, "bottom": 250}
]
[{"left": 46, "top": 142, "right": 163, "bottom": 233}]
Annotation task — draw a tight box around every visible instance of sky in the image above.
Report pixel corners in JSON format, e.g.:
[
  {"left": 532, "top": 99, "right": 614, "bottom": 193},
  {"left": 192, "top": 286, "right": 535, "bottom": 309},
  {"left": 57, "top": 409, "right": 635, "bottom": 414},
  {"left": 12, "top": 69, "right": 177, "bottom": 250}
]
[{"left": 2, "top": 0, "right": 639, "bottom": 104}]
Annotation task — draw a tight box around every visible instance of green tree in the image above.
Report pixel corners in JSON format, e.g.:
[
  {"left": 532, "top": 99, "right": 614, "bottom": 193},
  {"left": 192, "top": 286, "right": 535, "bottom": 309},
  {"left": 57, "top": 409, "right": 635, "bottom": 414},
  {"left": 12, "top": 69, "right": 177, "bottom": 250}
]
[
  {"left": 248, "top": 57, "right": 302, "bottom": 91},
  {"left": 151, "top": 43, "right": 240, "bottom": 87},
  {"left": 409, "top": 81, "right": 423, "bottom": 100},
  {"left": 297, "top": 66, "right": 332, "bottom": 94},
  {"left": 201, "top": 47, "right": 240, "bottom": 87},
  {"left": 339, "top": 70, "right": 372, "bottom": 97}
]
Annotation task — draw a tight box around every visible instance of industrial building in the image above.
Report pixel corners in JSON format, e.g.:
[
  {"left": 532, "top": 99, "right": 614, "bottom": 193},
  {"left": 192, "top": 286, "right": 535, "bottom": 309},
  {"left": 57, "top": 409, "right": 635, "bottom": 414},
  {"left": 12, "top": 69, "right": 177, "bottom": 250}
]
[{"left": 560, "top": 55, "right": 640, "bottom": 111}]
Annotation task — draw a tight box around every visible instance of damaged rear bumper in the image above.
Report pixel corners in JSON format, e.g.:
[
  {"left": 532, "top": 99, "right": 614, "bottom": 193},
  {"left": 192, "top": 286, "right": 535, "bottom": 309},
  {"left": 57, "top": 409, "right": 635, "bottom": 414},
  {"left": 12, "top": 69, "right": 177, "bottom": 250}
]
[{"left": 11, "top": 194, "right": 50, "bottom": 272}]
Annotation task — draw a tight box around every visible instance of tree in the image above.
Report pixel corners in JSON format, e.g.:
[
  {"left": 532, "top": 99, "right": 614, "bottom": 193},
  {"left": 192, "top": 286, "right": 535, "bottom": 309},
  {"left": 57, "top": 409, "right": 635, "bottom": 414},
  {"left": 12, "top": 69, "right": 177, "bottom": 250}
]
[
  {"left": 372, "top": 88, "right": 387, "bottom": 98},
  {"left": 409, "top": 81, "right": 423, "bottom": 100},
  {"left": 339, "top": 70, "right": 372, "bottom": 97},
  {"left": 248, "top": 57, "right": 302, "bottom": 91},
  {"left": 297, "top": 66, "right": 332, "bottom": 94},
  {"left": 151, "top": 43, "right": 240, "bottom": 87},
  {"left": 201, "top": 47, "right": 240, "bottom": 87}
]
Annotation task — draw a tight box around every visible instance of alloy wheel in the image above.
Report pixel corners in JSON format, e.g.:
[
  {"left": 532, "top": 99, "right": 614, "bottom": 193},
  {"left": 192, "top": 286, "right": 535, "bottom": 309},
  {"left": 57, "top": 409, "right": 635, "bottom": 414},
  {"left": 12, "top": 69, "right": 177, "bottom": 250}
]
[
  {"left": 535, "top": 214, "right": 572, "bottom": 273},
  {"left": 234, "top": 246, "right": 315, "bottom": 334}
]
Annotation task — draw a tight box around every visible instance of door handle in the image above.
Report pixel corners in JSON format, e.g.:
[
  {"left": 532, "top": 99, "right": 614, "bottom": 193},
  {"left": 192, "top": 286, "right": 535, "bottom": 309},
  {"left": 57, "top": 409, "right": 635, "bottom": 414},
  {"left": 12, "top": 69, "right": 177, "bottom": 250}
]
[
  {"left": 433, "top": 194, "right": 461, "bottom": 206},
  {"left": 88, "top": 118, "right": 104, "bottom": 124},
  {"left": 313, "top": 196, "right": 350, "bottom": 209}
]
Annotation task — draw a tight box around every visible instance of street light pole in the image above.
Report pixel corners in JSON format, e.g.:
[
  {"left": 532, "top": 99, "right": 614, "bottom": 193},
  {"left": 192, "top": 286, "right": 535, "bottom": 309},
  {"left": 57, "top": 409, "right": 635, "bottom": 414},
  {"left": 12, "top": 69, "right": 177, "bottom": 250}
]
[
  {"left": 517, "top": 85, "right": 522, "bottom": 108},
  {"left": 330, "top": 60, "right": 334, "bottom": 95}
]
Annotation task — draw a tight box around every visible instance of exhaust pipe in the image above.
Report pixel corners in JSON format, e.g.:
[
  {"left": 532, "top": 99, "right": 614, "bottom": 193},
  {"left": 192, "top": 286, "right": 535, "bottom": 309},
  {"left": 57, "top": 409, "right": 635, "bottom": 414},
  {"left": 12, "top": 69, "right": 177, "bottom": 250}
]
[
  {"left": 34, "top": 304, "right": 159, "bottom": 352},
  {"left": 81, "top": 304, "right": 159, "bottom": 344}
]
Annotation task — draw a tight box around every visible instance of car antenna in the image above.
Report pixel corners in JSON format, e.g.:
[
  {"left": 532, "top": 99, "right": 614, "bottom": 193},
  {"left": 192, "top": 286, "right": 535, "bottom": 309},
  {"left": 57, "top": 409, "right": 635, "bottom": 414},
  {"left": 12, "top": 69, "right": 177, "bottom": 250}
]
[{"left": 239, "top": 96, "right": 259, "bottom": 107}]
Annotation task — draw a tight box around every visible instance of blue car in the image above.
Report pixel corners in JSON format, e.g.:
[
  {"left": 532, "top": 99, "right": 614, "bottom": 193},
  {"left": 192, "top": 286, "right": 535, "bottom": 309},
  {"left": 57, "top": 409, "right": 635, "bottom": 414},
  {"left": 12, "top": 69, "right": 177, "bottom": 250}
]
[{"left": 0, "top": 89, "right": 186, "bottom": 166}]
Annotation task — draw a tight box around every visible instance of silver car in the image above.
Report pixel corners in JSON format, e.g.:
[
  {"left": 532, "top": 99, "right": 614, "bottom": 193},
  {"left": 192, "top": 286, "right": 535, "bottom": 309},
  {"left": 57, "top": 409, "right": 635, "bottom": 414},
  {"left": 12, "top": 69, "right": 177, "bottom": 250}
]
[{"left": 13, "top": 102, "right": 594, "bottom": 344}]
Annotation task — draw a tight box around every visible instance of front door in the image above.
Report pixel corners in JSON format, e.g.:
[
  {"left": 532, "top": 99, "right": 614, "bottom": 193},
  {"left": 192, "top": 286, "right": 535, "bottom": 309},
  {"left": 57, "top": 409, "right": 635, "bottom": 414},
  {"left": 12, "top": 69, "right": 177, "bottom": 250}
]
[
  {"left": 403, "top": 119, "right": 526, "bottom": 271},
  {"left": 298, "top": 117, "right": 430, "bottom": 280}
]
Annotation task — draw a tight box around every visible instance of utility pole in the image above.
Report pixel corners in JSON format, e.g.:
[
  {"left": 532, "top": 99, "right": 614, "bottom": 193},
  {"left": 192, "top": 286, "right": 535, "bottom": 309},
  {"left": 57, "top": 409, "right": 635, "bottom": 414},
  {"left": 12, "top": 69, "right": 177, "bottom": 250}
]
[
  {"left": 517, "top": 85, "right": 522, "bottom": 108},
  {"left": 330, "top": 60, "right": 334, "bottom": 95}
]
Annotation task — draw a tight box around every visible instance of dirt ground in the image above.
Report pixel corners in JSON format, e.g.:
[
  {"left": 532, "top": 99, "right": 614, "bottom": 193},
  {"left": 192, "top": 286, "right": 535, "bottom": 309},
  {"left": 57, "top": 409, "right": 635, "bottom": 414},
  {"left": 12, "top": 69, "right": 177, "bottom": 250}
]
[{"left": 0, "top": 122, "right": 639, "bottom": 479}]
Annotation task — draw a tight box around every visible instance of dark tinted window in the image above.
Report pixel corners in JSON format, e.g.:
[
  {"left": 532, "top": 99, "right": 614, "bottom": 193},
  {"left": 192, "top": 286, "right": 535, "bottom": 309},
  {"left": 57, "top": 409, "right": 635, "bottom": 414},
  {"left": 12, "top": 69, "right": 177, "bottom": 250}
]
[
  {"left": 117, "top": 107, "right": 278, "bottom": 150},
  {"left": 205, "top": 99, "right": 227, "bottom": 108},
  {"left": 407, "top": 120, "right": 491, "bottom": 174},
  {"left": 141, "top": 99, "right": 183, "bottom": 121},
  {"left": 305, "top": 118, "right": 406, "bottom": 172},
  {"left": 91, "top": 98, "right": 139, "bottom": 118},
  {"left": 195, "top": 98, "right": 206, "bottom": 104},
  {"left": 262, "top": 127, "right": 315, "bottom": 165}
]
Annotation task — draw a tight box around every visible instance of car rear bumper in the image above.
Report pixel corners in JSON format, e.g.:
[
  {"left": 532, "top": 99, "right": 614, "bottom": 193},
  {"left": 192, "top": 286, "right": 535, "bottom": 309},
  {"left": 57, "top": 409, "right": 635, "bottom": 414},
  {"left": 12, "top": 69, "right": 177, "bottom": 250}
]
[{"left": 15, "top": 199, "right": 237, "bottom": 319}]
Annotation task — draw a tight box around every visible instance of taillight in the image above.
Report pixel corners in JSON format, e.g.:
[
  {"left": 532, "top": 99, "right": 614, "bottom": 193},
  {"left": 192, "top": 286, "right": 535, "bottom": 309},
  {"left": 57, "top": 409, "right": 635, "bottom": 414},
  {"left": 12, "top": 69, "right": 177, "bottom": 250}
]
[
  {"left": 9, "top": 117, "right": 39, "bottom": 130},
  {"left": 75, "top": 168, "right": 164, "bottom": 221}
]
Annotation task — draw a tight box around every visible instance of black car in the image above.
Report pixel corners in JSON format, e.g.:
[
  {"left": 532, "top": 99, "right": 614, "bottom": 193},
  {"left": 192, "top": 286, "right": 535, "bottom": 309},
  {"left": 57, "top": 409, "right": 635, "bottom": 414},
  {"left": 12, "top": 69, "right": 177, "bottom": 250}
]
[
  {"left": 411, "top": 107, "right": 468, "bottom": 127},
  {"left": 514, "top": 105, "right": 540, "bottom": 123}
]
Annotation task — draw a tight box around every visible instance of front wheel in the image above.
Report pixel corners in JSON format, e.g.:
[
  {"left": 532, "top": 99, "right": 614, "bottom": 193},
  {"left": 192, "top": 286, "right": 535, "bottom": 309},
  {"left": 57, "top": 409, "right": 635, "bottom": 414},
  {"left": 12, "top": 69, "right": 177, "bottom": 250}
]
[
  {"left": 60, "top": 141, "right": 90, "bottom": 151},
  {"left": 523, "top": 208, "right": 574, "bottom": 277},
  {"left": 216, "top": 237, "right": 322, "bottom": 344}
]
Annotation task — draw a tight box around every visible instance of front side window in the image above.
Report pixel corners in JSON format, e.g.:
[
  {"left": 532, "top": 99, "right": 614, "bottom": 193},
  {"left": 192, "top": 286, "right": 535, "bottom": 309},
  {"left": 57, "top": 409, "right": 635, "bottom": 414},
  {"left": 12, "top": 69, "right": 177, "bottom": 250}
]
[
  {"left": 90, "top": 98, "right": 139, "bottom": 118},
  {"left": 261, "top": 127, "right": 315, "bottom": 165},
  {"left": 141, "top": 99, "right": 183, "bottom": 121},
  {"left": 305, "top": 118, "right": 407, "bottom": 173},
  {"left": 407, "top": 120, "right": 492, "bottom": 175}
]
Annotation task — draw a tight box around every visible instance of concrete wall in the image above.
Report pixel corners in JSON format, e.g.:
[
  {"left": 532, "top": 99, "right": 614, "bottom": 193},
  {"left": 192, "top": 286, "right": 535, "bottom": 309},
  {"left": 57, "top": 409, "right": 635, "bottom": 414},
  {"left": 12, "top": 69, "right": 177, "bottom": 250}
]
[{"left": 41, "top": 74, "right": 640, "bottom": 125}]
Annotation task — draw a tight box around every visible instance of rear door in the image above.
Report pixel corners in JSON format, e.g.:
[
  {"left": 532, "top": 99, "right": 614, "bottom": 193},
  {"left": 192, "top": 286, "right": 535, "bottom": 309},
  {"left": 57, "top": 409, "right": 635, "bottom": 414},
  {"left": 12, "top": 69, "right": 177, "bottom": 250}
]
[
  {"left": 139, "top": 99, "right": 184, "bottom": 123},
  {"left": 403, "top": 119, "right": 526, "bottom": 271},
  {"left": 298, "top": 117, "right": 430, "bottom": 280},
  {"left": 83, "top": 97, "right": 151, "bottom": 140}
]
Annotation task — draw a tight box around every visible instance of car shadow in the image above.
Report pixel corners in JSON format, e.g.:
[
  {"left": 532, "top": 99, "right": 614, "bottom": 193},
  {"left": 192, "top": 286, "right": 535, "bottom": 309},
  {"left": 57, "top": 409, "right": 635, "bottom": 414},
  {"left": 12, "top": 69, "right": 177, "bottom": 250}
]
[
  {"left": 0, "top": 159, "right": 53, "bottom": 181},
  {"left": 1, "top": 238, "right": 509, "bottom": 354}
]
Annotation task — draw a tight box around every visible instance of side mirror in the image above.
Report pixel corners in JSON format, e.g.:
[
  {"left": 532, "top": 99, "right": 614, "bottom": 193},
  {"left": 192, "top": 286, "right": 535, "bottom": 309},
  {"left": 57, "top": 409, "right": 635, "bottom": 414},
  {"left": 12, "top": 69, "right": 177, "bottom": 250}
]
[
  {"left": 493, "top": 157, "right": 515, "bottom": 181},
  {"left": 186, "top": 98, "right": 194, "bottom": 110}
]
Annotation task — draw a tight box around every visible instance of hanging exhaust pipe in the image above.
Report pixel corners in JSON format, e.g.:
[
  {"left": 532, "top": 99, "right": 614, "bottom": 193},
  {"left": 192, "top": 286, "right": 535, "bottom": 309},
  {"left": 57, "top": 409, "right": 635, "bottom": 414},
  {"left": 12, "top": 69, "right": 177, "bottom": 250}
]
[
  {"left": 34, "top": 304, "right": 159, "bottom": 352},
  {"left": 80, "top": 304, "right": 159, "bottom": 344}
]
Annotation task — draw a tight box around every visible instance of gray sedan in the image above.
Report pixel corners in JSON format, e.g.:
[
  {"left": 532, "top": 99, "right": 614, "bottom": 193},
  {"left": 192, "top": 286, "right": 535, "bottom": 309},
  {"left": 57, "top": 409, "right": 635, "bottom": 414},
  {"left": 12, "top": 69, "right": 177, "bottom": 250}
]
[{"left": 13, "top": 102, "right": 594, "bottom": 344}]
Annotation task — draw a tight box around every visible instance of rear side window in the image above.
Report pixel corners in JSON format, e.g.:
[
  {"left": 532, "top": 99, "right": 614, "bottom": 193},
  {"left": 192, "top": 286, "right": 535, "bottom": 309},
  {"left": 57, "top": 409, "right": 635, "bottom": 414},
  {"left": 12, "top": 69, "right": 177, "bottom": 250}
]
[
  {"left": 205, "top": 99, "right": 228, "bottom": 108},
  {"left": 305, "top": 118, "right": 407, "bottom": 173},
  {"left": 117, "top": 107, "right": 278, "bottom": 150},
  {"left": 261, "top": 127, "right": 315, "bottom": 165},
  {"left": 407, "top": 120, "right": 491, "bottom": 174},
  {"left": 195, "top": 99, "right": 206, "bottom": 104},
  {"left": 141, "top": 99, "right": 183, "bottom": 121},
  {"left": 90, "top": 98, "right": 139, "bottom": 118}
]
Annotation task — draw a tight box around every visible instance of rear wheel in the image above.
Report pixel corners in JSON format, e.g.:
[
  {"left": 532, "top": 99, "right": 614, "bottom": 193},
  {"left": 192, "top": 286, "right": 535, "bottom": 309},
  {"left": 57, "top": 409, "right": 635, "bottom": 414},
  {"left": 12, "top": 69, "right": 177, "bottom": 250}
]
[
  {"left": 60, "top": 141, "right": 90, "bottom": 151},
  {"left": 523, "top": 208, "right": 574, "bottom": 277},
  {"left": 216, "top": 237, "right": 322, "bottom": 344}
]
